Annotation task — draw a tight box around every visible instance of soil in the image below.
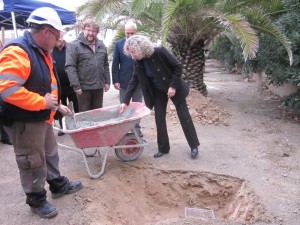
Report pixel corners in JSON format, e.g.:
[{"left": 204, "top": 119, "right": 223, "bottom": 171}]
[{"left": 0, "top": 59, "right": 299, "bottom": 225}]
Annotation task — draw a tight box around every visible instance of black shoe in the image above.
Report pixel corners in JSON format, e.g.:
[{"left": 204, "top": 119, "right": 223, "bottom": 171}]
[
  {"left": 136, "top": 128, "right": 143, "bottom": 137},
  {"left": 58, "top": 131, "right": 65, "bottom": 136},
  {"left": 154, "top": 152, "right": 165, "bottom": 158},
  {"left": 191, "top": 148, "right": 198, "bottom": 159},
  {"left": 1, "top": 139, "right": 12, "bottom": 145},
  {"left": 30, "top": 201, "right": 58, "bottom": 219},
  {"left": 51, "top": 181, "right": 83, "bottom": 199}
]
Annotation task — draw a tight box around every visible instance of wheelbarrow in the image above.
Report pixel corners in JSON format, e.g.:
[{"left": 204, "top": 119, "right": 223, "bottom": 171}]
[{"left": 55, "top": 102, "right": 151, "bottom": 179}]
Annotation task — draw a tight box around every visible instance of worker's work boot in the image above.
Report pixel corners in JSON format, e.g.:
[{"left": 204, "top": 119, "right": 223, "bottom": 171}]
[
  {"left": 51, "top": 181, "right": 82, "bottom": 199},
  {"left": 31, "top": 201, "right": 58, "bottom": 219}
]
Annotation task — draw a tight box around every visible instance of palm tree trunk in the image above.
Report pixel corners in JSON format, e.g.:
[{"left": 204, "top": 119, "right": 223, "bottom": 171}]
[{"left": 170, "top": 40, "right": 208, "bottom": 96}]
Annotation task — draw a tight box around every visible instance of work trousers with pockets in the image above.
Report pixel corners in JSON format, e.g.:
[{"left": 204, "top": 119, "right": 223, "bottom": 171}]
[
  {"left": 5, "top": 121, "right": 69, "bottom": 207},
  {"left": 153, "top": 89, "right": 200, "bottom": 153}
]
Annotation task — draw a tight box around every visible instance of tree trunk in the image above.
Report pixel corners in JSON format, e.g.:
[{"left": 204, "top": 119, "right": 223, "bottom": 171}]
[{"left": 170, "top": 40, "right": 208, "bottom": 96}]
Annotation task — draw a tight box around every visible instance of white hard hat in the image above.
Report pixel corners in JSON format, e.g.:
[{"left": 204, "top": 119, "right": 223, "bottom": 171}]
[{"left": 26, "top": 7, "right": 63, "bottom": 31}]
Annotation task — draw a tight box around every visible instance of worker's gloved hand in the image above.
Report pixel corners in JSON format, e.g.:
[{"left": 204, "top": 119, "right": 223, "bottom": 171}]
[{"left": 119, "top": 103, "right": 127, "bottom": 114}]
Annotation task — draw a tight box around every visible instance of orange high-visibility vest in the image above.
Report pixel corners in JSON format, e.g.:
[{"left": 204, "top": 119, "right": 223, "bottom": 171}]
[{"left": 0, "top": 42, "right": 58, "bottom": 124}]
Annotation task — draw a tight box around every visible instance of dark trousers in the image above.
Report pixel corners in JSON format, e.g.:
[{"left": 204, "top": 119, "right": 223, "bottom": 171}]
[
  {"left": 77, "top": 89, "right": 104, "bottom": 112},
  {"left": 57, "top": 90, "right": 78, "bottom": 128},
  {"left": 0, "top": 125, "right": 11, "bottom": 142},
  {"left": 154, "top": 89, "right": 200, "bottom": 153}
]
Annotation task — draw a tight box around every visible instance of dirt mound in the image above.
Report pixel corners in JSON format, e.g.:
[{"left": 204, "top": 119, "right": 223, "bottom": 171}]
[{"left": 167, "top": 89, "right": 232, "bottom": 126}]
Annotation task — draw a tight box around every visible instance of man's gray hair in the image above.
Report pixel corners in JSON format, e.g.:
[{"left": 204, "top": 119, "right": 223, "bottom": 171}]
[
  {"left": 124, "top": 35, "right": 154, "bottom": 59},
  {"left": 125, "top": 21, "right": 137, "bottom": 30}
]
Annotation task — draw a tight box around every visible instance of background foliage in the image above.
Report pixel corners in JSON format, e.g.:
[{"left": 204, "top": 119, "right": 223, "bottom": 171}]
[{"left": 209, "top": 0, "right": 300, "bottom": 113}]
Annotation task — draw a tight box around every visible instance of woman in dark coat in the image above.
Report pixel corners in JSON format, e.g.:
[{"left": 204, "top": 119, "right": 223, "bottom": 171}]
[{"left": 119, "top": 35, "right": 199, "bottom": 159}]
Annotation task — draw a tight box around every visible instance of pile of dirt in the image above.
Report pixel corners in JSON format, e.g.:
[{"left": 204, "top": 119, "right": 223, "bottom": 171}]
[{"left": 167, "top": 89, "right": 232, "bottom": 126}]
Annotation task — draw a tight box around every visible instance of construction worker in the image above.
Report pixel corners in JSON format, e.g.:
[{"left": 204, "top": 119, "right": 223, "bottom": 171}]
[{"left": 0, "top": 7, "right": 82, "bottom": 219}]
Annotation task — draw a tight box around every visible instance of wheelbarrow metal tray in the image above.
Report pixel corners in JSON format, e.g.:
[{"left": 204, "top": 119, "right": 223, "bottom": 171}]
[{"left": 62, "top": 102, "right": 150, "bottom": 149}]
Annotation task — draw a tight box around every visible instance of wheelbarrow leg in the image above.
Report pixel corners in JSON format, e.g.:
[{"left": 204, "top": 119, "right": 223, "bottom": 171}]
[
  {"left": 58, "top": 143, "right": 110, "bottom": 179},
  {"left": 81, "top": 148, "right": 110, "bottom": 179}
]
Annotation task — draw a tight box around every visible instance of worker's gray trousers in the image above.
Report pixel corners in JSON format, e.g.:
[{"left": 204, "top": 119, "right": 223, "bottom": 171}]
[{"left": 5, "top": 121, "right": 67, "bottom": 207}]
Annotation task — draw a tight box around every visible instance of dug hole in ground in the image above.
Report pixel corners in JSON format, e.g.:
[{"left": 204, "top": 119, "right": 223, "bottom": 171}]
[{"left": 0, "top": 59, "right": 299, "bottom": 225}]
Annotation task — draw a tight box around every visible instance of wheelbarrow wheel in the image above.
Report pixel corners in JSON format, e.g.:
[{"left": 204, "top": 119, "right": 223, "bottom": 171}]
[{"left": 115, "top": 133, "right": 143, "bottom": 162}]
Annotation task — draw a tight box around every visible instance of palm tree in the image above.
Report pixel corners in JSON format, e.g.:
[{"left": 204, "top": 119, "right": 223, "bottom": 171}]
[
  {"left": 77, "top": 0, "right": 292, "bottom": 96},
  {"left": 77, "top": 0, "right": 162, "bottom": 53}
]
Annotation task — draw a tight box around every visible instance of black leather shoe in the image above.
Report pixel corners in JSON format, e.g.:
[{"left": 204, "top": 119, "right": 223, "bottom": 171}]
[
  {"left": 191, "top": 148, "right": 198, "bottom": 159},
  {"left": 51, "top": 181, "right": 83, "bottom": 199},
  {"left": 154, "top": 152, "right": 165, "bottom": 158},
  {"left": 58, "top": 131, "right": 65, "bottom": 136},
  {"left": 1, "top": 139, "right": 12, "bottom": 145},
  {"left": 136, "top": 128, "right": 143, "bottom": 137},
  {"left": 31, "top": 201, "right": 58, "bottom": 219}
]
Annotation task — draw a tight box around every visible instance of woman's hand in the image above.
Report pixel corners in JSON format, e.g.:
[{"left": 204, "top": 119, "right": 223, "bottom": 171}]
[
  {"left": 167, "top": 87, "right": 176, "bottom": 98},
  {"left": 119, "top": 103, "right": 127, "bottom": 114}
]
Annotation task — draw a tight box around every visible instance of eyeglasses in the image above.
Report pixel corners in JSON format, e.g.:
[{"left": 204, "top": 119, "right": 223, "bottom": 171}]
[
  {"left": 84, "top": 29, "right": 98, "bottom": 34},
  {"left": 126, "top": 32, "right": 135, "bottom": 36},
  {"left": 47, "top": 28, "right": 60, "bottom": 41}
]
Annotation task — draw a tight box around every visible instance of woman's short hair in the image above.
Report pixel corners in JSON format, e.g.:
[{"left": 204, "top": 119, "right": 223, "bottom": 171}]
[{"left": 124, "top": 35, "right": 154, "bottom": 59}]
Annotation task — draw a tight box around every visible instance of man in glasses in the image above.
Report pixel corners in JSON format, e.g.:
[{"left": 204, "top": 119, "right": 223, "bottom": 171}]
[
  {"left": 0, "top": 7, "right": 82, "bottom": 219},
  {"left": 112, "top": 21, "right": 143, "bottom": 137},
  {"left": 66, "top": 19, "right": 111, "bottom": 112}
]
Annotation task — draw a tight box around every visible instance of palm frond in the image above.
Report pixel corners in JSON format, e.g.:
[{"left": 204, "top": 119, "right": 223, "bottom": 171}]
[
  {"left": 204, "top": 10, "right": 258, "bottom": 60},
  {"left": 227, "top": 14, "right": 259, "bottom": 60},
  {"left": 244, "top": 8, "right": 293, "bottom": 64}
]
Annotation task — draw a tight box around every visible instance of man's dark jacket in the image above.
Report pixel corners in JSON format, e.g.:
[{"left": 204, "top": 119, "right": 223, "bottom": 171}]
[
  {"left": 123, "top": 47, "right": 189, "bottom": 109},
  {"left": 65, "top": 32, "right": 111, "bottom": 91},
  {"left": 112, "top": 38, "right": 134, "bottom": 89}
]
